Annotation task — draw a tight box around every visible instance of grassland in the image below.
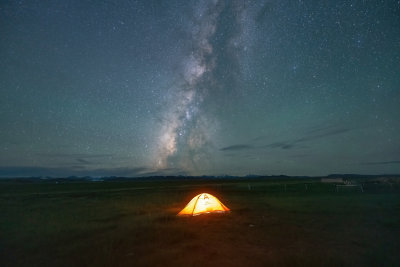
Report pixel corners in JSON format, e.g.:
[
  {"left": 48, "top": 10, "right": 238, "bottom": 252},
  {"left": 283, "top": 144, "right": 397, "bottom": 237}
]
[{"left": 1, "top": 177, "right": 399, "bottom": 266}]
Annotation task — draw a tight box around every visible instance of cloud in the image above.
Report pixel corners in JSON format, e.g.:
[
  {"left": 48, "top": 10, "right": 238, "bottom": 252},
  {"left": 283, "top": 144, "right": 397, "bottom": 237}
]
[
  {"left": 360, "top": 160, "right": 400, "bottom": 165},
  {"left": 265, "top": 142, "right": 294, "bottom": 149},
  {"left": 223, "top": 125, "right": 353, "bottom": 153},
  {"left": 35, "top": 153, "right": 131, "bottom": 168},
  {"left": 220, "top": 144, "right": 254, "bottom": 151},
  {"left": 264, "top": 127, "right": 352, "bottom": 150},
  {"left": 36, "top": 153, "right": 113, "bottom": 159},
  {"left": 0, "top": 165, "right": 193, "bottom": 178},
  {"left": 296, "top": 127, "right": 351, "bottom": 143},
  {"left": 0, "top": 166, "right": 153, "bottom": 178},
  {"left": 76, "top": 158, "right": 93, "bottom": 164}
]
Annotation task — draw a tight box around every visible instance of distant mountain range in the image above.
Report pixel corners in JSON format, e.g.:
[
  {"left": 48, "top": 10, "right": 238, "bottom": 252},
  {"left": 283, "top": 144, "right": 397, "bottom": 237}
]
[{"left": 1, "top": 174, "right": 399, "bottom": 182}]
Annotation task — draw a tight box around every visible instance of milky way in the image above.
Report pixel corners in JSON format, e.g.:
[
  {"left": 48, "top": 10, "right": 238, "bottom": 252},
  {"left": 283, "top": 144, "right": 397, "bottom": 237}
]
[{"left": 156, "top": 0, "right": 223, "bottom": 172}]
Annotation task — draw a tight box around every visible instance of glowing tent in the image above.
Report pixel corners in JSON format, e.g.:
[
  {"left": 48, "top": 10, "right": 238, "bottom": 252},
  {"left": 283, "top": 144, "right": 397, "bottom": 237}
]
[{"left": 178, "top": 193, "right": 230, "bottom": 216}]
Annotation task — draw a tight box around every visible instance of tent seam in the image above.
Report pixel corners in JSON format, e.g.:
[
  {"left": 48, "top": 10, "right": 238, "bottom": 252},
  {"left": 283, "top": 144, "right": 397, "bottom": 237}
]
[{"left": 192, "top": 194, "right": 202, "bottom": 216}]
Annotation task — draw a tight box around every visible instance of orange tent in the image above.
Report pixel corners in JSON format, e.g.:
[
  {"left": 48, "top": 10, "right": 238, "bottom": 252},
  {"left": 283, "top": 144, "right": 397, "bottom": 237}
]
[{"left": 177, "top": 193, "right": 230, "bottom": 216}]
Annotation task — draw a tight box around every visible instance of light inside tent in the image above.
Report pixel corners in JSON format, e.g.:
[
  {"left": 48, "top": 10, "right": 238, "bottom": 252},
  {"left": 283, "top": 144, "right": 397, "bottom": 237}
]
[{"left": 177, "top": 193, "right": 230, "bottom": 216}]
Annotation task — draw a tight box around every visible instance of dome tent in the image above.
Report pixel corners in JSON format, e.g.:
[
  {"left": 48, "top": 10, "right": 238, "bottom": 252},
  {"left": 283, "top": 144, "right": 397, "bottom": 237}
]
[{"left": 177, "top": 193, "right": 230, "bottom": 216}]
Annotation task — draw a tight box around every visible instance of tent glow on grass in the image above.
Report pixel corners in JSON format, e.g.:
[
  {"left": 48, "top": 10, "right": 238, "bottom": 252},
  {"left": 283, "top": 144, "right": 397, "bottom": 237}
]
[{"left": 177, "top": 193, "right": 230, "bottom": 216}]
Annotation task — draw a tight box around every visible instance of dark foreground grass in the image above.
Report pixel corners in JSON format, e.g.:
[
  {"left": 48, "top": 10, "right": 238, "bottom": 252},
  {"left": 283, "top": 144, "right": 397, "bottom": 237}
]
[{"left": 1, "top": 178, "right": 399, "bottom": 266}]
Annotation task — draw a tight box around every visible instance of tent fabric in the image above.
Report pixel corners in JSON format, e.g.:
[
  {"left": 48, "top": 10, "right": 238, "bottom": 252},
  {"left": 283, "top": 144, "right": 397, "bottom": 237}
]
[{"left": 178, "top": 193, "right": 230, "bottom": 216}]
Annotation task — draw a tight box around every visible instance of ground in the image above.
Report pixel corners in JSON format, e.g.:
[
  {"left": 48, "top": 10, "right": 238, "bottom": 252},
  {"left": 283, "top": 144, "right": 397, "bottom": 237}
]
[{"left": 1, "top": 177, "right": 399, "bottom": 266}]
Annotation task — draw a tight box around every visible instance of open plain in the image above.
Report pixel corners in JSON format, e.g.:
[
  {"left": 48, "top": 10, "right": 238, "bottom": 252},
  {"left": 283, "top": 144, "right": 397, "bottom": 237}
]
[{"left": 1, "top": 177, "right": 399, "bottom": 266}]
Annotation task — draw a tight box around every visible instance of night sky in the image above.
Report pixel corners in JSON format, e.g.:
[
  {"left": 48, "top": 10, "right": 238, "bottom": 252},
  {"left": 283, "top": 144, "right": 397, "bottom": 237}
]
[{"left": 1, "top": 0, "right": 399, "bottom": 177}]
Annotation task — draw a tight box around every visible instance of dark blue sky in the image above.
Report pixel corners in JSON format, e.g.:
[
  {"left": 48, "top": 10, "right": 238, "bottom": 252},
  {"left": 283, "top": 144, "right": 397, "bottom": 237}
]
[{"left": 1, "top": 0, "right": 399, "bottom": 177}]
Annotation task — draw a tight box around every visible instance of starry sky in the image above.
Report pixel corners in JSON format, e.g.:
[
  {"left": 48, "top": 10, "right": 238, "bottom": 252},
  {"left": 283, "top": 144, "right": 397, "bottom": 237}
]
[{"left": 1, "top": 0, "right": 399, "bottom": 177}]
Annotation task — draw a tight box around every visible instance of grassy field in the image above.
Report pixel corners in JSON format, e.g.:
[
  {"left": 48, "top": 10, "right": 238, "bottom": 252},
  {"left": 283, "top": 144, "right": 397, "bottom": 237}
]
[{"left": 1, "top": 177, "right": 399, "bottom": 266}]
